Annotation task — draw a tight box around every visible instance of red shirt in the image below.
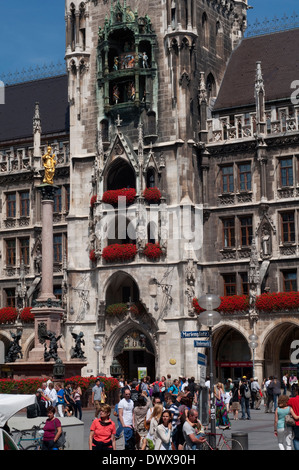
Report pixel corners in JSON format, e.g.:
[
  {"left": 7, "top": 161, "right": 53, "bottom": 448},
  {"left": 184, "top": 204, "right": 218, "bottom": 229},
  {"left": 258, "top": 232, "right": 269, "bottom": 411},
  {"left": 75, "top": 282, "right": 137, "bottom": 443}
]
[
  {"left": 90, "top": 419, "right": 116, "bottom": 445},
  {"left": 288, "top": 396, "right": 299, "bottom": 426}
]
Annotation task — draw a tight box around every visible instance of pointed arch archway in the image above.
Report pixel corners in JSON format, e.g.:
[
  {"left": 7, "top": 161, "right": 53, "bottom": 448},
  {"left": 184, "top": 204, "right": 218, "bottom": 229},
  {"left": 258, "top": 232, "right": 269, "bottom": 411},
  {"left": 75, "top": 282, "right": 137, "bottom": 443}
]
[{"left": 103, "top": 270, "right": 158, "bottom": 379}]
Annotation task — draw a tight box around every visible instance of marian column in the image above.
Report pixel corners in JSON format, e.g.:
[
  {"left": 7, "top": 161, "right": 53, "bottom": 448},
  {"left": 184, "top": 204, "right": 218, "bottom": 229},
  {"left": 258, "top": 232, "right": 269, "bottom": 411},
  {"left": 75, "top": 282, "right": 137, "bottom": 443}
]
[{"left": 29, "top": 146, "right": 66, "bottom": 362}]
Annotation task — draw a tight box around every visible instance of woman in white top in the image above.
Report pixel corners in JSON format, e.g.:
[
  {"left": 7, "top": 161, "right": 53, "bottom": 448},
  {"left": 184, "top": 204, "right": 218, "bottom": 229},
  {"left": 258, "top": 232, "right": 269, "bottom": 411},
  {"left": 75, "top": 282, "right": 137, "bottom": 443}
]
[
  {"left": 154, "top": 410, "right": 173, "bottom": 450},
  {"left": 144, "top": 404, "right": 163, "bottom": 450}
]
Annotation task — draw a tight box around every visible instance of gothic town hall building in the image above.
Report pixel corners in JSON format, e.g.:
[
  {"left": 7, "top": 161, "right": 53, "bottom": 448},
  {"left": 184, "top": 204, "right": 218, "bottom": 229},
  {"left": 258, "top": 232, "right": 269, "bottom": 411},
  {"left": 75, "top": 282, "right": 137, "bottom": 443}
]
[{"left": 0, "top": 0, "right": 299, "bottom": 384}]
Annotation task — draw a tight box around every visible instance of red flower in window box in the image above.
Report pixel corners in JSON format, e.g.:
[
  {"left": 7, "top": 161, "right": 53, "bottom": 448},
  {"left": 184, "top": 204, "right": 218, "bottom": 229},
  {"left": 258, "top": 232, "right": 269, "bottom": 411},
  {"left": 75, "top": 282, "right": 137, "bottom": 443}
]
[
  {"left": 89, "top": 249, "right": 97, "bottom": 262},
  {"left": 143, "top": 242, "right": 163, "bottom": 260},
  {"left": 102, "top": 188, "right": 136, "bottom": 206},
  {"left": 0, "top": 307, "right": 18, "bottom": 324},
  {"left": 102, "top": 243, "right": 137, "bottom": 262},
  {"left": 20, "top": 307, "right": 34, "bottom": 323},
  {"left": 90, "top": 195, "right": 97, "bottom": 207},
  {"left": 256, "top": 291, "right": 299, "bottom": 312},
  {"left": 193, "top": 295, "right": 249, "bottom": 315},
  {"left": 194, "top": 291, "right": 299, "bottom": 315},
  {"left": 143, "top": 187, "right": 161, "bottom": 204}
]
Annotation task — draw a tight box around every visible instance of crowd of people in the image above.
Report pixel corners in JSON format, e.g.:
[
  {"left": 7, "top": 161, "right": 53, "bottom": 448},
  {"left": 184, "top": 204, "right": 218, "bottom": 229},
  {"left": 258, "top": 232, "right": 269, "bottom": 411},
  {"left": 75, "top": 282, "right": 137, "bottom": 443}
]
[
  {"left": 35, "top": 379, "right": 84, "bottom": 420},
  {"left": 88, "top": 374, "right": 299, "bottom": 451},
  {"left": 24, "top": 372, "right": 299, "bottom": 451},
  {"left": 89, "top": 375, "right": 206, "bottom": 451}
]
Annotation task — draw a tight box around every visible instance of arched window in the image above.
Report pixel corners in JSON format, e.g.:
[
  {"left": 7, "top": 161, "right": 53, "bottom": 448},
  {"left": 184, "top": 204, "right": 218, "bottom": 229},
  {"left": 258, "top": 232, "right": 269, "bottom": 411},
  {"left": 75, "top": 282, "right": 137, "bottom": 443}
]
[
  {"left": 146, "top": 168, "right": 156, "bottom": 188},
  {"left": 107, "top": 160, "right": 136, "bottom": 190},
  {"left": 206, "top": 73, "right": 216, "bottom": 103}
]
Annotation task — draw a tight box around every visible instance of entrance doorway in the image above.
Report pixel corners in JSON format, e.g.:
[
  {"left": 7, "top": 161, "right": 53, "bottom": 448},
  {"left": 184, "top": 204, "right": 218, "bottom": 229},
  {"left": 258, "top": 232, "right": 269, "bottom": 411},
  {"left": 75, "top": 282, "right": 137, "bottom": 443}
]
[
  {"left": 112, "top": 329, "right": 155, "bottom": 381},
  {"left": 215, "top": 328, "right": 251, "bottom": 382}
]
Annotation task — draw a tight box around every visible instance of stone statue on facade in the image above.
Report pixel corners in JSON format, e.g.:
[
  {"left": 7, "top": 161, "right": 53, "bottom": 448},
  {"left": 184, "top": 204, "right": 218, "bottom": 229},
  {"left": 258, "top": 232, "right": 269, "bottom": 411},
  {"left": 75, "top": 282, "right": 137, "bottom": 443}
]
[{"left": 5, "top": 330, "right": 23, "bottom": 363}]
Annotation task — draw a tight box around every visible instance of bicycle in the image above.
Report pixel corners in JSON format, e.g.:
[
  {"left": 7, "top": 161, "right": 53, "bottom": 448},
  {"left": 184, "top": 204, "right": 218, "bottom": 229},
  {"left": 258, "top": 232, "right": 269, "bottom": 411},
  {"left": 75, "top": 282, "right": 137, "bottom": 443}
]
[
  {"left": 201, "top": 431, "right": 243, "bottom": 450},
  {"left": 12, "top": 423, "right": 45, "bottom": 450}
]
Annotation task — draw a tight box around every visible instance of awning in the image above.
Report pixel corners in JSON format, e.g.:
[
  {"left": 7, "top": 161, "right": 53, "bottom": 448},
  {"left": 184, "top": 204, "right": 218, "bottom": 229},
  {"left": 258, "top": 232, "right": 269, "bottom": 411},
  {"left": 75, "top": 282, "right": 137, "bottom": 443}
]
[{"left": 0, "top": 394, "right": 36, "bottom": 427}]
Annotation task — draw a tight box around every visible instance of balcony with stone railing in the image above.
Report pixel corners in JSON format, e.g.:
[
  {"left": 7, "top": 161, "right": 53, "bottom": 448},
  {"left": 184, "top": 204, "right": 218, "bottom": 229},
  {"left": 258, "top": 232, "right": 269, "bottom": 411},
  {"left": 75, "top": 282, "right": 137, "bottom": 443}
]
[
  {"left": 0, "top": 141, "right": 70, "bottom": 174},
  {"left": 207, "top": 106, "right": 299, "bottom": 144}
]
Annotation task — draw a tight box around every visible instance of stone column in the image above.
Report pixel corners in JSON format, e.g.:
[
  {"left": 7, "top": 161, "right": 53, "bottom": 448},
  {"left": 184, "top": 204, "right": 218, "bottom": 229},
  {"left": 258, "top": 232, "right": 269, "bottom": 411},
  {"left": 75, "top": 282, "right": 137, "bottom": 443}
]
[
  {"left": 28, "top": 184, "right": 66, "bottom": 362},
  {"left": 38, "top": 185, "right": 57, "bottom": 302}
]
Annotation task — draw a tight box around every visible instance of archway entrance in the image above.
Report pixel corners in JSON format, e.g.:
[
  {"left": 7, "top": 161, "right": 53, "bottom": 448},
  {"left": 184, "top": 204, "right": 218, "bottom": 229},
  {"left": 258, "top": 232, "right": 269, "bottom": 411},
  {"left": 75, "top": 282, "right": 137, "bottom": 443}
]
[
  {"left": 264, "top": 322, "right": 299, "bottom": 383},
  {"left": 112, "top": 329, "right": 155, "bottom": 381},
  {"left": 214, "top": 328, "right": 251, "bottom": 382}
]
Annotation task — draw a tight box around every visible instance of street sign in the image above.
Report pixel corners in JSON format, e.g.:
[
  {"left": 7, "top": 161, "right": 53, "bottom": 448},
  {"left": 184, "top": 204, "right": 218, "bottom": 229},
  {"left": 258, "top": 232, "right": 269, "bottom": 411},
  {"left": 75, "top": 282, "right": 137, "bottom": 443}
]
[
  {"left": 181, "top": 330, "right": 210, "bottom": 338},
  {"left": 197, "top": 353, "right": 207, "bottom": 366},
  {"left": 194, "top": 340, "right": 211, "bottom": 348}
]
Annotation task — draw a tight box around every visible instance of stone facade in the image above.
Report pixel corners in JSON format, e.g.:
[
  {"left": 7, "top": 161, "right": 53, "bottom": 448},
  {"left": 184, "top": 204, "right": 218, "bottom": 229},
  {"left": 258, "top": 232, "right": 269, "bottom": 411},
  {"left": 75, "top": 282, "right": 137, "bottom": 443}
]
[{"left": 0, "top": 1, "right": 299, "bottom": 385}]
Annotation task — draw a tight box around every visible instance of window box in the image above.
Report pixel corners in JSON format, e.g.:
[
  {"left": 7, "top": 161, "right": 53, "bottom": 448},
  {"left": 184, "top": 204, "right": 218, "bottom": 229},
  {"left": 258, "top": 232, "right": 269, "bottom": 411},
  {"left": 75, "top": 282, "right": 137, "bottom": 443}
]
[
  {"left": 143, "top": 187, "right": 161, "bottom": 204},
  {"left": 102, "top": 243, "right": 137, "bottom": 262},
  {"left": 143, "top": 242, "right": 163, "bottom": 260},
  {"left": 102, "top": 188, "right": 136, "bottom": 206}
]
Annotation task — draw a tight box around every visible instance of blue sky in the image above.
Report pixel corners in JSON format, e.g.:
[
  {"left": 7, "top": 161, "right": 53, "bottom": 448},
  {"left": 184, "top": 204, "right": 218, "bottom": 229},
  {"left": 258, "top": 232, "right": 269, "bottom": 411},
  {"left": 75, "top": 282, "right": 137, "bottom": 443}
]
[{"left": 0, "top": 0, "right": 297, "bottom": 77}]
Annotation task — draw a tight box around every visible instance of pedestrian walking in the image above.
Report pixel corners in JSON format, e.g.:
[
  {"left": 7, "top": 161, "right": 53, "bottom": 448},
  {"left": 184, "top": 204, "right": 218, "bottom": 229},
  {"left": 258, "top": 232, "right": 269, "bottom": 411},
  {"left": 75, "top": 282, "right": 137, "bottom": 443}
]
[
  {"left": 145, "top": 403, "right": 163, "bottom": 450},
  {"left": 72, "top": 382, "right": 83, "bottom": 420},
  {"left": 287, "top": 385, "right": 299, "bottom": 450},
  {"left": 55, "top": 383, "right": 65, "bottom": 418},
  {"left": 251, "top": 377, "right": 262, "bottom": 410},
  {"left": 91, "top": 378, "right": 105, "bottom": 418},
  {"left": 41, "top": 406, "right": 62, "bottom": 450},
  {"left": 118, "top": 388, "right": 135, "bottom": 450},
  {"left": 265, "top": 377, "right": 274, "bottom": 413},
  {"left": 274, "top": 395, "right": 293, "bottom": 450},
  {"left": 89, "top": 404, "right": 116, "bottom": 450},
  {"left": 134, "top": 395, "right": 148, "bottom": 449},
  {"left": 240, "top": 377, "right": 251, "bottom": 420},
  {"left": 154, "top": 410, "right": 173, "bottom": 450},
  {"left": 230, "top": 380, "right": 241, "bottom": 420}
]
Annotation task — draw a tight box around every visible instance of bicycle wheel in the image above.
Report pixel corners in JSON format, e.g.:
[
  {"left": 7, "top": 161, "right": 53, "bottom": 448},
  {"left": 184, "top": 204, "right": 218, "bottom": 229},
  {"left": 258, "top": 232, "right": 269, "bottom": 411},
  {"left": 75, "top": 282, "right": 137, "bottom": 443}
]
[
  {"left": 25, "top": 444, "right": 40, "bottom": 450},
  {"left": 219, "top": 438, "right": 243, "bottom": 451}
]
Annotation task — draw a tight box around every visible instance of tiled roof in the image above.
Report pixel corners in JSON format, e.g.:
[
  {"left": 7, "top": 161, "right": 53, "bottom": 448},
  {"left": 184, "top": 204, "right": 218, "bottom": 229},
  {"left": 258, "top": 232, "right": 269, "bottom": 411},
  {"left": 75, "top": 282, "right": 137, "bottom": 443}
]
[
  {"left": 0, "top": 75, "right": 69, "bottom": 143},
  {"left": 214, "top": 29, "right": 299, "bottom": 111}
]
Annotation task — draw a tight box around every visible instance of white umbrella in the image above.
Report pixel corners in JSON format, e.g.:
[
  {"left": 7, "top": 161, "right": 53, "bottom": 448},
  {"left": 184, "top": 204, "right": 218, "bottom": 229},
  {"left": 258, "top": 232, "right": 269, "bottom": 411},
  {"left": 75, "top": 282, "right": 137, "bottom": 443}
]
[{"left": 0, "top": 394, "right": 36, "bottom": 427}]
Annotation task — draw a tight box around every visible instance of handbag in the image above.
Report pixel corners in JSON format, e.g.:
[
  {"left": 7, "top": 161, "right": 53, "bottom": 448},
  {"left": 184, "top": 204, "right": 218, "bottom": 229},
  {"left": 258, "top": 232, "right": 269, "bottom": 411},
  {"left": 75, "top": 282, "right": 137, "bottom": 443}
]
[
  {"left": 285, "top": 413, "right": 296, "bottom": 427},
  {"left": 54, "top": 419, "right": 66, "bottom": 448}
]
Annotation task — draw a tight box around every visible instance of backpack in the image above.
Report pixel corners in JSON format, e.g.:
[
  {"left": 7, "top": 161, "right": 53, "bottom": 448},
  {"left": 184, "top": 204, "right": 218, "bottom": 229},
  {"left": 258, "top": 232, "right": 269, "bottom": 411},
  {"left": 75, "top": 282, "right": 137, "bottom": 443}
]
[
  {"left": 153, "top": 382, "right": 160, "bottom": 394},
  {"left": 244, "top": 385, "right": 251, "bottom": 399}
]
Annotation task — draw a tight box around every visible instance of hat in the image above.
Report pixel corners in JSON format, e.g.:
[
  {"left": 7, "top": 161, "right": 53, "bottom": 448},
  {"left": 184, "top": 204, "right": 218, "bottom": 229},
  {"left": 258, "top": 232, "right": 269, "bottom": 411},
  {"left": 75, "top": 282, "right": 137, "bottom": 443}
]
[
  {"left": 254, "top": 377, "right": 258, "bottom": 381},
  {"left": 242, "top": 376, "right": 247, "bottom": 379}
]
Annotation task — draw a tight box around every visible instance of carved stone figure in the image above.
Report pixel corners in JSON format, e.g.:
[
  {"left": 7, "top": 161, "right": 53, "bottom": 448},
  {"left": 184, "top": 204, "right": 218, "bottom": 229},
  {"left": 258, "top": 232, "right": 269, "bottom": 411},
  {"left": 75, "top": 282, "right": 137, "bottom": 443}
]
[
  {"left": 40, "top": 329, "right": 62, "bottom": 362},
  {"left": 71, "top": 331, "right": 86, "bottom": 359},
  {"left": 5, "top": 330, "right": 23, "bottom": 363}
]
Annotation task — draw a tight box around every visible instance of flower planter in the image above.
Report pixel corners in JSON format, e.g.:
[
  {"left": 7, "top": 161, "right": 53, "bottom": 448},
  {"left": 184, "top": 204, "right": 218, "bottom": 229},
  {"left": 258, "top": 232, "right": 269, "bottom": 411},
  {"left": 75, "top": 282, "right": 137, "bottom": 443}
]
[
  {"left": 102, "top": 188, "right": 136, "bottom": 206},
  {"left": 102, "top": 243, "right": 137, "bottom": 262},
  {"left": 20, "top": 307, "right": 34, "bottom": 323},
  {"left": 143, "top": 187, "right": 161, "bottom": 204},
  {"left": 143, "top": 242, "right": 163, "bottom": 260},
  {"left": 193, "top": 292, "right": 299, "bottom": 315},
  {"left": 106, "top": 302, "right": 140, "bottom": 316},
  {"left": 0, "top": 307, "right": 18, "bottom": 324}
]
